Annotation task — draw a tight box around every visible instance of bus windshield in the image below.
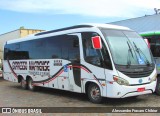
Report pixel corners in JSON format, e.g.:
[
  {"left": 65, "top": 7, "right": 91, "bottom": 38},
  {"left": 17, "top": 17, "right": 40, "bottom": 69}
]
[{"left": 101, "top": 29, "right": 153, "bottom": 66}]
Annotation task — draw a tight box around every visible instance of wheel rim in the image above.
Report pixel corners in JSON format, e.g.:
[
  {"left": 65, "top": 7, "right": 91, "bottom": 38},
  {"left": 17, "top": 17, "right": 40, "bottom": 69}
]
[
  {"left": 29, "top": 79, "right": 34, "bottom": 89},
  {"left": 90, "top": 86, "right": 100, "bottom": 100}
]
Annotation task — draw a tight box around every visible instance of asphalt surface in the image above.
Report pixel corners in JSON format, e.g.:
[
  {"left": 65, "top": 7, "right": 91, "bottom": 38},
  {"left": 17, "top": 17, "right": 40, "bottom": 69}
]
[{"left": 0, "top": 77, "right": 160, "bottom": 107}]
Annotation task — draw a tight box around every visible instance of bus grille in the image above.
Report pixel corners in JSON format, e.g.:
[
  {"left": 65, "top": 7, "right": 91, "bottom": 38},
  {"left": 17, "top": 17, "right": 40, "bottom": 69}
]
[{"left": 120, "top": 70, "right": 153, "bottom": 78}]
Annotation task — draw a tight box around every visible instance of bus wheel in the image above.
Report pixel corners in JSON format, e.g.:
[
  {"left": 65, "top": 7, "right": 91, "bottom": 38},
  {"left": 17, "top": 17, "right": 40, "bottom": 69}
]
[
  {"left": 155, "top": 77, "right": 160, "bottom": 95},
  {"left": 87, "top": 83, "right": 102, "bottom": 103},
  {"left": 20, "top": 78, "right": 27, "bottom": 89},
  {"left": 28, "top": 78, "right": 36, "bottom": 91}
]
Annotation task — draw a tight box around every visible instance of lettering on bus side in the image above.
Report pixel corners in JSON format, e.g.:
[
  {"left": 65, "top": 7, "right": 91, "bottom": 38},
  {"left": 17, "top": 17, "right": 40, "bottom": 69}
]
[
  {"left": 53, "top": 60, "right": 62, "bottom": 66},
  {"left": 29, "top": 61, "right": 50, "bottom": 71},
  {"left": 29, "top": 61, "right": 50, "bottom": 76},
  {"left": 12, "top": 61, "right": 27, "bottom": 70}
]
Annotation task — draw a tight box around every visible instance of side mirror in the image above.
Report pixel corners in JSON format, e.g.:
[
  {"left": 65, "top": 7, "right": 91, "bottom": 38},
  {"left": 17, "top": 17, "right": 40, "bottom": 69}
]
[{"left": 91, "top": 36, "right": 102, "bottom": 49}]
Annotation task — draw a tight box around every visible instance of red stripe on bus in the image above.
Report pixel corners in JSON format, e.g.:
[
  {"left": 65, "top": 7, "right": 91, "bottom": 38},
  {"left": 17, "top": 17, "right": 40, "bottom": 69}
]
[
  {"left": 33, "top": 65, "right": 90, "bottom": 85},
  {"left": 33, "top": 70, "right": 64, "bottom": 86},
  {"left": 68, "top": 65, "right": 90, "bottom": 73},
  {"left": 6, "top": 61, "right": 101, "bottom": 87},
  {"left": 44, "top": 70, "right": 64, "bottom": 84}
]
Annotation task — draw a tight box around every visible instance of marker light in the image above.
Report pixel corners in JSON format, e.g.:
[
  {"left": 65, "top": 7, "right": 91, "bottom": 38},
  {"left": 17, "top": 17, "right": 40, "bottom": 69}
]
[{"left": 113, "top": 76, "right": 129, "bottom": 86}]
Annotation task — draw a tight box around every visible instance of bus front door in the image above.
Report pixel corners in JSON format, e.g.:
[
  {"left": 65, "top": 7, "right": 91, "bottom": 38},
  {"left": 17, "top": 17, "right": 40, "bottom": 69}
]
[{"left": 68, "top": 34, "right": 82, "bottom": 93}]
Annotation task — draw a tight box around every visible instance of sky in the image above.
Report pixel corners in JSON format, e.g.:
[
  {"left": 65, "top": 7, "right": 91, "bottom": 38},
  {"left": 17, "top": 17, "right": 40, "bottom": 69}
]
[{"left": 0, "top": 0, "right": 160, "bottom": 34}]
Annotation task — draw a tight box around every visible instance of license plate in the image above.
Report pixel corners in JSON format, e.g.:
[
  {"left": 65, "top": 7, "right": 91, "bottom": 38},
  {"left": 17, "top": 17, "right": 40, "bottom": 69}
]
[{"left": 137, "top": 87, "right": 145, "bottom": 92}]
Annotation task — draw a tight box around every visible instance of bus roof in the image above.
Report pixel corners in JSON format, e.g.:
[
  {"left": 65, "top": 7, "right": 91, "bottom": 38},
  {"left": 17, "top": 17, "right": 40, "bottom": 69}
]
[
  {"left": 35, "top": 23, "right": 131, "bottom": 36},
  {"left": 140, "top": 31, "right": 160, "bottom": 36},
  {"left": 6, "top": 23, "right": 131, "bottom": 44}
]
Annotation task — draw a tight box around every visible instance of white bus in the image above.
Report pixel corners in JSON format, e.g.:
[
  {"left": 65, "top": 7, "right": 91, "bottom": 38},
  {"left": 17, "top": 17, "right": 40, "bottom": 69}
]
[{"left": 3, "top": 24, "right": 157, "bottom": 103}]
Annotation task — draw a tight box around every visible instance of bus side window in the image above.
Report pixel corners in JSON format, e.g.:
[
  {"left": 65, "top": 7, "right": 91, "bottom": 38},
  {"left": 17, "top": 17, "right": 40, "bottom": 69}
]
[
  {"left": 45, "top": 36, "right": 62, "bottom": 59},
  {"left": 68, "top": 36, "right": 80, "bottom": 63},
  {"left": 82, "top": 32, "right": 112, "bottom": 69}
]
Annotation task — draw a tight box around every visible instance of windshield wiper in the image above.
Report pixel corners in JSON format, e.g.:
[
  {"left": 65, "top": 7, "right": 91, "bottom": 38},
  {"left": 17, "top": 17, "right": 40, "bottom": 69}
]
[
  {"left": 127, "top": 41, "right": 134, "bottom": 67},
  {"left": 133, "top": 42, "right": 150, "bottom": 66}
]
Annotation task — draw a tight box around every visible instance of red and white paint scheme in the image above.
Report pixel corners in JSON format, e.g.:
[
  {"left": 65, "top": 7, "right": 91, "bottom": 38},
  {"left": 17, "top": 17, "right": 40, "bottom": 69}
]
[{"left": 3, "top": 24, "right": 157, "bottom": 103}]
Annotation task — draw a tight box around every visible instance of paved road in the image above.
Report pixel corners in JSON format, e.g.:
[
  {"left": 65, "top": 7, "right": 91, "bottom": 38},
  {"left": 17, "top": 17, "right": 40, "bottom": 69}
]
[{"left": 0, "top": 77, "right": 160, "bottom": 107}]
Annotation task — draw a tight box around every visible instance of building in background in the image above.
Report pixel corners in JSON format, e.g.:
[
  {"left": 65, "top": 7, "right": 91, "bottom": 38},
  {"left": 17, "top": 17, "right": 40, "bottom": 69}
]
[
  {"left": 0, "top": 27, "right": 44, "bottom": 76},
  {"left": 0, "top": 27, "right": 44, "bottom": 61},
  {"left": 109, "top": 14, "right": 160, "bottom": 33}
]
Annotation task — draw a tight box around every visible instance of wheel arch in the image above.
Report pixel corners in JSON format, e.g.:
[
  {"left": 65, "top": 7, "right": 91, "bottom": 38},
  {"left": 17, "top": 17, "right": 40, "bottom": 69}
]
[
  {"left": 17, "top": 75, "right": 24, "bottom": 83},
  {"left": 26, "top": 75, "right": 32, "bottom": 82},
  {"left": 84, "top": 80, "right": 102, "bottom": 94}
]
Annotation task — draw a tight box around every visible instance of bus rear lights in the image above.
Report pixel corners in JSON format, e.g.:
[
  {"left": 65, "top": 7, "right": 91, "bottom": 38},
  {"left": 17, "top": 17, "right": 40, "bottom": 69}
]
[
  {"left": 137, "top": 87, "right": 145, "bottom": 92},
  {"left": 113, "top": 76, "right": 129, "bottom": 86}
]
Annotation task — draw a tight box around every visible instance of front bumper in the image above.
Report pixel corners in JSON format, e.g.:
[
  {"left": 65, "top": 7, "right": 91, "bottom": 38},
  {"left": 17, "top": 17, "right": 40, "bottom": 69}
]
[{"left": 106, "top": 80, "right": 156, "bottom": 98}]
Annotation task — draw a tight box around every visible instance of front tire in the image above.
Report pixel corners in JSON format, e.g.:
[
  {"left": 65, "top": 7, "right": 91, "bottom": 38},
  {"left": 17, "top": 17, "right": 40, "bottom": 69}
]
[
  {"left": 87, "top": 83, "right": 102, "bottom": 103},
  {"left": 28, "top": 78, "right": 36, "bottom": 91},
  {"left": 155, "top": 77, "right": 160, "bottom": 95}
]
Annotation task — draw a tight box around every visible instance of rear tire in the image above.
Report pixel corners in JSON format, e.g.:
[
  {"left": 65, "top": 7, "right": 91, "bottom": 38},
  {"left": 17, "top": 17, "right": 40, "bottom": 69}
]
[
  {"left": 155, "top": 77, "right": 160, "bottom": 95},
  {"left": 20, "top": 78, "right": 27, "bottom": 90},
  {"left": 28, "top": 78, "right": 36, "bottom": 91},
  {"left": 87, "top": 83, "right": 102, "bottom": 104}
]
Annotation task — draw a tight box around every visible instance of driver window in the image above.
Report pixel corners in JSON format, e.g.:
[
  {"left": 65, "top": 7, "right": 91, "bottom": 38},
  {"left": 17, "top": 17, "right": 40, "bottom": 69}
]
[{"left": 82, "top": 32, "right": 112, "bottom": 69}]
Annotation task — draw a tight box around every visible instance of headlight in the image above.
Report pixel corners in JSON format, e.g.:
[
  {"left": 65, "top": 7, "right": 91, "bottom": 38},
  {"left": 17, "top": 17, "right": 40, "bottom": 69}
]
[
  {"left": 113, "top": 76, "right": 129, "bottom": 86},
  {"left": 150, "top": 73, "right": 157, "bottom": 82}
]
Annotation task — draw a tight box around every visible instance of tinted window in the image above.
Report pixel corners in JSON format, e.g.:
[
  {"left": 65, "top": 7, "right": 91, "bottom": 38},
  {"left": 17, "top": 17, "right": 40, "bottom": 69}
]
[
  {"left": 20, "top": 39, "right": 46, "bottom": 59},
  {"left": 4, "top": 35, "right": 80, "bottom": 61},
  {"left": 45, "top": 35, "right": 79, "bottom": 61},
  {"left": 45, "top": 36, "right": 62, "bottom": 59},
  {"left": 4, "top": 43, "right": 29, "bottom": 60},
  {"left": 68, "top": 37, "right": 80, "bottom": 63}
]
